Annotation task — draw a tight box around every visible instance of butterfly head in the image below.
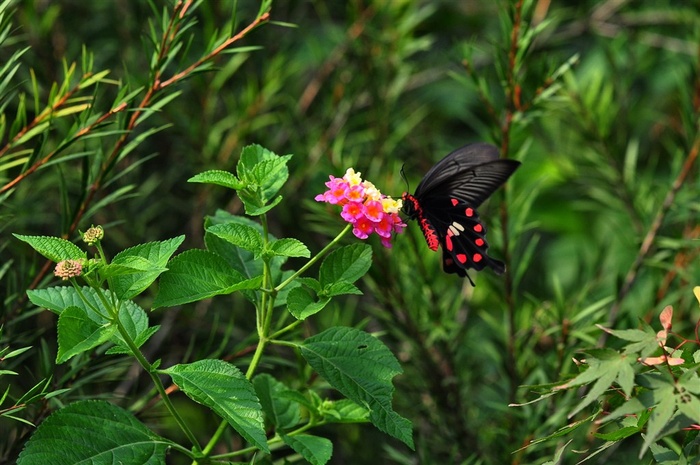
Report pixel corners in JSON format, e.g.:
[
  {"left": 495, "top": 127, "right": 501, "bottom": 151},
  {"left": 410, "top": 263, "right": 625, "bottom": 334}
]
[{"left": 400, "top": 192, "right": 419, "bottom": 219}]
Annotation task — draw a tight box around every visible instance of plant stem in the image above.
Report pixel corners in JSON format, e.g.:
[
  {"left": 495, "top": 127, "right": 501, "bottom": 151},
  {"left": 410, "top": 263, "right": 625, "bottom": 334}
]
[{"left": 94, "top": 291, "right": 202, "bottom": 453}]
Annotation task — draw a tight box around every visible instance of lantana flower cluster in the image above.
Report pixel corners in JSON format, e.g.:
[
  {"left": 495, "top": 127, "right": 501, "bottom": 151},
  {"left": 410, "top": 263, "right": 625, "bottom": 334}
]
[{"left": 315, "top": 168, "right": 406, "bottom": 248}]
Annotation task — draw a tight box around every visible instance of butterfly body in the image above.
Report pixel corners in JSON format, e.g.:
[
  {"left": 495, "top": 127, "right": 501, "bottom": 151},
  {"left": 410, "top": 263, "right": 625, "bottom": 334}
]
[{"left": 402, "top": 143, "right": 520, "bottom": 281}]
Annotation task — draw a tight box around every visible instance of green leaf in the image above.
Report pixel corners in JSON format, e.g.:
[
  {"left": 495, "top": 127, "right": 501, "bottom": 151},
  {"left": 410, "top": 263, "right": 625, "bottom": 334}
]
[
  {"left": 17, "top": 400, "right": 170, "bottom": 464},
  {"left": 557, "top": 350, "right": 636, "bottom": 417},
  {"left": 27, "top": 287, "right": 154, "bottom": 357},
  {"left": 238, "top": 192, "right": 283, "bottom": 216},
  {"left": 249, "top": 156, "right": 292, "bottom": 201},
  {"left": 188, "top": 169, "right": 244, "bottom": 189},
  {"left": 153, "top": 249, "right": 262, "bottom": 308},
  {"left": 253, "top": 374, "right": 302, "bottom": 430},
  {"left": 207, "top": 223, "right": 264, "bottom": 256},
  {"left": 110, "top": 236, "right": 185, "bottom": 300},
  {"left": 296, "top": 277, "right": 321, "bottom": 292},
  {"left": 204, "top": 212, "right": 266, "bottom": 278},
  {"left": 14, "top": 234, "right": 84, "bottom": 262},
  {"left": 162, "top": 360, "right": 269, "bottom": 453},
  {"left": 318, "top": 244, "right": 372, "bottom": 287},
  {"left": 320, "top": 399, "right": 370, "bottom": 423},
  {"left": 278, "top": 390, "right": 321, "bottom": 415},
  {"left": 238, "top": 144, "right": 275, "bottom": 176},
  {"left": 100, "top": 257, "right": 159, "bottom": 279},
  {"left": 300, "top": 327, "right": 413, "bottom": 449},
  {"left": 279, "top": 433, "right": 333, "bottom": 465},
  {"left": 203, "top": 212, "right": 289, "bottom": 306},
  {"left": 323, "top": 281, "right": 362, "bottom": 297},
  {"left": 268, "top": 238, "right": 310, "bottom": 258},
  {"left": 56, "top": 306, "right": 115, "bottom": 363},
  {"left": 642, "top": 387, "right": 677, "bottom": 457},
  {"left": 234, "top": 145, "right": 291, "bottom": 216},
  {"left": 287, "top": 287, "right": 330, "bottom": 320}
]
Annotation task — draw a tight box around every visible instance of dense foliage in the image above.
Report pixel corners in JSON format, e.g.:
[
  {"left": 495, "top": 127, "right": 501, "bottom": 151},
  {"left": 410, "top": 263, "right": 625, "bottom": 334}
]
[{"left": 1, "top": 0, "right": 698, "bottom": 464}]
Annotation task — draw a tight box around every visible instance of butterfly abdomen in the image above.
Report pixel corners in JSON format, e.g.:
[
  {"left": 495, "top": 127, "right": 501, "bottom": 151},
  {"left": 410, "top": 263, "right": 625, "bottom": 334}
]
[{"left": 402, "top": 193, "right": 439, "bottom": 251}]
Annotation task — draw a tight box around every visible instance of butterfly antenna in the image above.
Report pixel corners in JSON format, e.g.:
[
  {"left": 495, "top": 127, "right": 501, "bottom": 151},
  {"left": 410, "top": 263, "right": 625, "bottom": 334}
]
[{"left": 400, "top": 163, "right": 410, "bottom": 194}]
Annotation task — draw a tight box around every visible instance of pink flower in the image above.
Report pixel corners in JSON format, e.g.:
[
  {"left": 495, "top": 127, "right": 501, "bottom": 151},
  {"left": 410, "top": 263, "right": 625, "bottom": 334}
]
[
  {"left": 341, "top": 202, "right": 365, "bottom": 222},
  {"left": 54, "top": 259, "right": 83, "bottom": 280},
  {"left": 316, "top": 168, "right": 405, "bottom": 248},
  {"left": 352, "top": 217, "right": 374, "bottom": 239},
  {"left": 363, "top": 200, "right": 384, "bottom": 222},
  {"left": 344, "top": 184, "right": 365, "bottom": 203},
  {"left": 375, "top": 214, "right": 394, "bottom": 238}
]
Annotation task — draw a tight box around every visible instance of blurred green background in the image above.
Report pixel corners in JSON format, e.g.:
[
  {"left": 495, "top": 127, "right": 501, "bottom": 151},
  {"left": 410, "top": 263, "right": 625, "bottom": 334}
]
[{"left": 1, "top": 0, "right": 699, "bottom": 463}]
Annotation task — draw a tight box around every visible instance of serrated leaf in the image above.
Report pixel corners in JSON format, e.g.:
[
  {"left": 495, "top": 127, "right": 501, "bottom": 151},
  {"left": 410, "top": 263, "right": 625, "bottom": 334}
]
[
  {"left": 27, "top": 287, "right": 153, "bottom": 357},
  {"left": 560, "top": 353, "right": 634, "bottom": 418},
  {"left": 101, "top": 257, "right": 159, "bottom": 279},
  {"left": 278, "top": 390, "right": 320, "bottom": 414},
  {"left": 188, "top": 169, "right": 244, "bottom": 189},
  {"left": 296, "top": 277, "right": 321, "bottom": 292},
  {"left": 239, "top": 193, "right": 283, "bottom": 216},
  {"left": 300, "top": 327, "right": 413, "bottom": 449},
  {"left": 319, "top": 244, "right": 371, "bottom": 287},
  {"left": 110, "top": 236, "right": 185, "bottom": 300},
  {"left": 17, "top": 400, "right": 170, "bottom": 465},
  {"left": 287, "top": 287, "right": 330, "bottom": 320},
  {"left": 207, "top": 223, "right": 263, "bottom": 256},
  {"left": 106, "top": 326, "right": 160, "bottom": 355},
  {"left": 237, "top": 145, "right": 291, "bottom": 199},
  {"left": 14, "top": 234, "right": 84, "bottom": 262},
  {"left": 268, "top": 238, "right": 310, "bottom": 258},
  {"left": 204, "top": 212, "right": 266, "bottom": 278},
  {"left": 153, "top": 249, "right": 262, "bottom": 309},
  {"left": 249, "top": 156, "right": 292, "bottom": 201},
  {"left": 253, "top": 374, "right": 302, "bottom": 430},
  {"left": 203, "top": 212, "right": 289, "bottom": 306},
  {"left": 678, "top": 393, "right": 700, "bottom": 425},
  {"left": 279, "top": 433, "right": 332, "bottom": 465},
  {"left": 162, "top": 360, "right": 268, "bottom": 453},
  {"left": 324, "top": 281, "right": 362, "bottom": 297},
  {"left": 238, "top": 144, "right": 276, "bottom": 176},
  {"left": 642, "top": 388, "right": 677, "bottom": 457},
  {"left": 321, "top": 399, "right": 370, "bottom": 423},
  {"left": 56, "top": 306, "right": 115, "bottom": 363},
  {"left": 600, "top": 396, "right": 648, "bottom": 424},
  {"left": 594, "top": 425, "right": 640, "bottom": 441}
]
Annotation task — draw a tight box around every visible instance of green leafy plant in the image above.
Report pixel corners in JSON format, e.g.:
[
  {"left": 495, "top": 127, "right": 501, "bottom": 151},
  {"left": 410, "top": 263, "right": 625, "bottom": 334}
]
[
  {"left": 517, "top": 288, "right": 700, "bottom": 463},
  {"left": 15, "top": 145, "right": 412, "bottom": 464}
]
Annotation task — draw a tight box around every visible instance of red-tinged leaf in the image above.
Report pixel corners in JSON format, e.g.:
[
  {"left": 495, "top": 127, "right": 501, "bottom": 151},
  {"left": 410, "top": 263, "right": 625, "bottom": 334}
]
[{"left": 659, "top": 305, "right": 673, "bottom": 331}]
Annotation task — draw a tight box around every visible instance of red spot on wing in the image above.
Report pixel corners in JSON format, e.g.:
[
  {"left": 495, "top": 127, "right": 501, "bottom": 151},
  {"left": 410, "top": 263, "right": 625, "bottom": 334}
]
[
  {"left": 473, "top": 253, "right": 482, "bottom": 262},
  {"left": 475, "top": 238, "right": 484, "bottom": 246},
  {"left": 451, "top": 198, "right": 459, "bottom": 206},
  {"left": 456, "top": 254, "right": 468, "bottom": 264},
  {"left": 474, "top": 223, "right": 483, "bottom": 232},
  {"left": 465, "top": 208, "right": 474, "bottom": 217},
  {"left": 445, "top": 230, "right": 453, "bottom": 251}
]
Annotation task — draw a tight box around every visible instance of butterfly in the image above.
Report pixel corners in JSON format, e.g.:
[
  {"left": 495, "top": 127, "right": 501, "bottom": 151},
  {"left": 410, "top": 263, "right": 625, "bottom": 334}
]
[{"left": 402, "top": 143, "right": 520, "bottom": 284}]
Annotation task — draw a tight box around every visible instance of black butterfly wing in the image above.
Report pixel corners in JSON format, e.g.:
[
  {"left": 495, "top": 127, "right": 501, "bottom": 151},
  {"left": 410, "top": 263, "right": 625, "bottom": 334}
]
[
  {"left": 419, "top": 196, "right": 505, "bottom": 278},
  {"left": 405, "top": 142, "right": 520, "bottom": 280},
  {"left": 415, "top": 143, "right": 520, "bottom": 208}
]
